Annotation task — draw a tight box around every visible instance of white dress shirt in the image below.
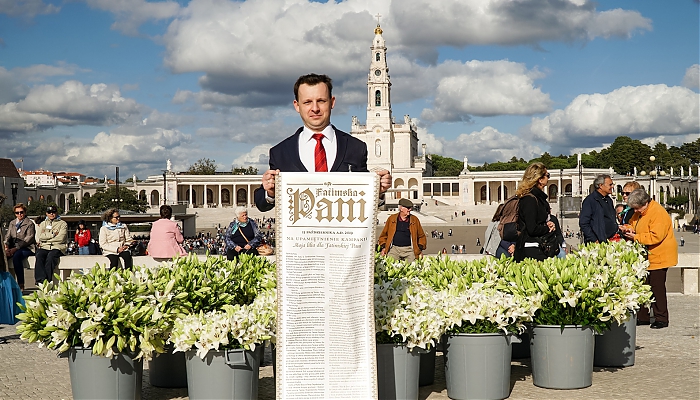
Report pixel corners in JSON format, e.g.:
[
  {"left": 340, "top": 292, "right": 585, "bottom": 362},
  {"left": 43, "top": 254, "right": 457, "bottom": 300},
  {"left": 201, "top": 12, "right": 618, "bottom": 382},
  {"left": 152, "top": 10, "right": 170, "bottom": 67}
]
[{"left": 298, "top": 125, "right": 337, "bottom": 172}]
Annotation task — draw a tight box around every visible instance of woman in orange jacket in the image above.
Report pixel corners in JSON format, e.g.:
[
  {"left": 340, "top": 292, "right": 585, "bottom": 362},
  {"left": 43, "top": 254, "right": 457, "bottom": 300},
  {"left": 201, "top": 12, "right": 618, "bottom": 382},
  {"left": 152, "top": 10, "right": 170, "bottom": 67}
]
[{"left": 622, "top": 189, "right": 677, "bottom": 329}]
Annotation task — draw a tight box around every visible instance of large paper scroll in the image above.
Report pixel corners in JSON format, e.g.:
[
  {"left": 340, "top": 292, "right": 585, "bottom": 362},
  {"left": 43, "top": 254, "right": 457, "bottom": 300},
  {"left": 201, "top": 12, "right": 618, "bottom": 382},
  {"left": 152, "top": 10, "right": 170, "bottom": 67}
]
[{"left": 275, "top": 172, "right": 379, "bottom": 400}]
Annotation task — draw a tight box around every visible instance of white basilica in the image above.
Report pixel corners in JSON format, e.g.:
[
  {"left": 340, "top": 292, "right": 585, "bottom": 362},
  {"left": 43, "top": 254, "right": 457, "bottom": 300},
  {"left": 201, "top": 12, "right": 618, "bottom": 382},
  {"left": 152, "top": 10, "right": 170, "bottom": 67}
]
[{"left": 10, "top": 24, "right": 699, "bottom": 221}]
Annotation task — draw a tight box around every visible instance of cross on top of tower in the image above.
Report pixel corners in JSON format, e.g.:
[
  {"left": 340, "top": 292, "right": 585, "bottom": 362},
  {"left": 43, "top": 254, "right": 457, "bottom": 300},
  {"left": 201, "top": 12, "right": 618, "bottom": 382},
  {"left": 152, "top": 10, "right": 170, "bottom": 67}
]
[{"left": 374, "top": 13, "right": 383, "bottom": 34}]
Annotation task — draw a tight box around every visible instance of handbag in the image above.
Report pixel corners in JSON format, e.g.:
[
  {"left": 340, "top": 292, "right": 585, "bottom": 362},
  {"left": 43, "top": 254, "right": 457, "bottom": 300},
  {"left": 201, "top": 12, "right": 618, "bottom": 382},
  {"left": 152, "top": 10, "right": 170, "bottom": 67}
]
[
  {"left": 239, "top": 227, "right": 273, "bottom": 255},
  {"left": 535, "top": 231, "right": 560, "bottom": 258}
]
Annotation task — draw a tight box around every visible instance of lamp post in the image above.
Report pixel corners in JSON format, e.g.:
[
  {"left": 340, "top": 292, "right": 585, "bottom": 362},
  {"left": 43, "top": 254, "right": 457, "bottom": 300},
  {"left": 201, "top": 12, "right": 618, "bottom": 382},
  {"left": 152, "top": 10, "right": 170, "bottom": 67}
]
[
  {"left": 162, "top": 170, "right": 168, "bottom": 205},
  {"left": 559, "top": 168, "right": 564, "bottom": 224},
  {"left": 11, "top": 182, "right": 18, "bottom": 206},
  {"left": 640, "top": 156, "right": 665, "bottom": 202}
]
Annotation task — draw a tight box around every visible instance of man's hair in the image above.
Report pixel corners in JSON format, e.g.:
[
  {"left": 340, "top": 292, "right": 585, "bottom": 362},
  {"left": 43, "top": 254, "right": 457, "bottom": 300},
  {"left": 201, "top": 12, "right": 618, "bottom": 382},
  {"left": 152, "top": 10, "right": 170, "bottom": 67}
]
[
  {"left": 627, "top": 189, "right": 651, "bottom": 208},
  {"left": 160, "top": 205, "right": 172, "bottom": 219},
  {"left": 594, "top": 174, "right": 611, "bottom": 189},
  {"left": 294, "top": 74, "right": 333, "bottom": 101}
]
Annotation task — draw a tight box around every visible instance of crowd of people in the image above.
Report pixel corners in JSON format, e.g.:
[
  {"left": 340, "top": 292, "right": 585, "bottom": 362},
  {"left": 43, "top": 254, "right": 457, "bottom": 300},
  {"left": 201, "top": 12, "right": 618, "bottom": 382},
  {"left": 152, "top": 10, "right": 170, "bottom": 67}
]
[{"left": 481, "top": 165, "right": 678, "bottom": 329}]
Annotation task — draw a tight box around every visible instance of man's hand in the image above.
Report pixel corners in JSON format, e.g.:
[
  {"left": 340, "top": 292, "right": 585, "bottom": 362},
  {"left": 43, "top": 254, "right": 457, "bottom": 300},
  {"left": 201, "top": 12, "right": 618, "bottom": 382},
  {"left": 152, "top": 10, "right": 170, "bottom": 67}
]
[
  {"left": 508, "top": 244, "right": 515, "bottom": 255},
  {"left": 262, "top": 169, "right": 280, "bottom": 197},
  {"left": 376, "top": 169, "right": 391, "bottom": 194},
  {"left": 244, "top": 244, "right": 252, "bottom": 250}
]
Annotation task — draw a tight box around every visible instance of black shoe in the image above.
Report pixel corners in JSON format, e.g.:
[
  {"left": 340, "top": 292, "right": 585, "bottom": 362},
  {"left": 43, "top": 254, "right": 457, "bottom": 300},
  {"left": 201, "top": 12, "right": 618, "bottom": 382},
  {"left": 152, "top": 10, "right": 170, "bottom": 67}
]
[
  {"left": 637, "top": 320, "right": 651, "bottom": 326},
  {"left": 650, "top": 321, "right": 668, "bottom": 329}
]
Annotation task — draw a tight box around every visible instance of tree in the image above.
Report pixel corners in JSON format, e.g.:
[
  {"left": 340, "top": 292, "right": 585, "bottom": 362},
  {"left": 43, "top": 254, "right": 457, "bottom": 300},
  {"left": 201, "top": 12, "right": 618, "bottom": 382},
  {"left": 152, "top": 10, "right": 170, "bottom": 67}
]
[
  {"left": 26, "top": 199, "right": 61, "bottom": 217},
  {"left": 71, "top": 187, "right": 148, "bottom": 214},
  {"left": 232, "top": 166, "right": 259, "bottom": 175},
  {"left": 187, "top": 158, "right": 217, "bottom": 175},
  {"left": 431, "top": 155, "right": 463, "bottom": 176},
  {"left": 667, "top": 195, "right": 689, "bottom": 209},
  {"left": 596, "top": 136, "right": 652, "bottom": 174},
  {"left": 679, "top": 138, "right": 700, "bottom": 164}
]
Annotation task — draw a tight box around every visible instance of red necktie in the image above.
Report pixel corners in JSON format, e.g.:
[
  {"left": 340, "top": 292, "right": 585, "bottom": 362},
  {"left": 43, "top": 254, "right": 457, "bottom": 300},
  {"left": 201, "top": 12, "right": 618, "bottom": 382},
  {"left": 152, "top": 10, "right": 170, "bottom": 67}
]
[{"left": 312, "top": 133, "right": 328, "bottom": 172}]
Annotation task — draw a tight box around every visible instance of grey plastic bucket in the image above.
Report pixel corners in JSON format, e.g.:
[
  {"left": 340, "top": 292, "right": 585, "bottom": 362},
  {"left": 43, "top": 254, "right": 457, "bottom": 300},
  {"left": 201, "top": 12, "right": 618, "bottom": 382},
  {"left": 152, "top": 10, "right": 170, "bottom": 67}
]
[
  {"left": 185, "top": 346, "right": 263, "bottom": 400},
  {"left": 594, "top": 313, "right": 636, "bottom": 367},
  {"left": 530, "top": 325, "right": 594, "bottom": 389},
  {"left": 419, "top": 346, "right": 436, "bottom": 386},
  {"left": 66, "top": 347, "right": 143, "bottom": 400},
  {"left": 444, "top": 333, "right": 514, "bottom": 400},
  {"left": 148, "top": 345, "right": 187, "bottom": 388},
  {"left": 376, "top": 343, "right": 421, "bottom": 400}
]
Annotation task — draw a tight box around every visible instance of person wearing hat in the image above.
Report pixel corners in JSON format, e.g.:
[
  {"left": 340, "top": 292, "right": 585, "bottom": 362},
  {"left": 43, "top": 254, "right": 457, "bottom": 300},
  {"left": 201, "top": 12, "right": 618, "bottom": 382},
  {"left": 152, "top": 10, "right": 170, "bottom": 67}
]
[
  {"left": 35, "top": 205, "right": 68, "bottom": 284},
  {"left": 378, "top": 198, "right": 427, "bottom": 263},
  {"left": 74, "top": 219, "right": 91, "bottom": 255}
]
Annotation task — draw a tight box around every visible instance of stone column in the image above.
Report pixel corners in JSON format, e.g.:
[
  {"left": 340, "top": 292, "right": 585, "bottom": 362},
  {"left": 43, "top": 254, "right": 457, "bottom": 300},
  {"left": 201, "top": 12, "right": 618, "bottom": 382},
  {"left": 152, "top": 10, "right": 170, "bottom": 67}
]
[
  {"left": 203, "top": 184, "right": 207, "bottom": 207},
  {"left": 188, "top": 184, "right": 193, "bottom": 207},
  {"left": 218, "top": 184, "right": 222, "bottom": 208},
  {"left": 485, "top": 180, "right": 490, "bottom": 204},
  {"left": 499, "top": 181, "right": 504, "bottom": 202}
]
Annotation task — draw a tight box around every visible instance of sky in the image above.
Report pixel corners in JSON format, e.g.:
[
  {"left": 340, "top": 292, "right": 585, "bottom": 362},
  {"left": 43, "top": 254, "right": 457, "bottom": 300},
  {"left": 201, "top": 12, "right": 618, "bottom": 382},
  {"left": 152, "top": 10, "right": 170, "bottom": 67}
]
[{"left": 0, "top": 0, "right": 698, "bottom": 180}]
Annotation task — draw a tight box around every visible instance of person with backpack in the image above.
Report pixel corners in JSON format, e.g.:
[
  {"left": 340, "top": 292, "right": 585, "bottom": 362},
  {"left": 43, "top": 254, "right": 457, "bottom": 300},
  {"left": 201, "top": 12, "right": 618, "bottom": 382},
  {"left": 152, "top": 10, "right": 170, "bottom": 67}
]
[
  {"left": 484, "top": 204, "right": 514, "bottom": 258},
  {"left": 512, "top": 162, "right": 557, "bottom": 262}
]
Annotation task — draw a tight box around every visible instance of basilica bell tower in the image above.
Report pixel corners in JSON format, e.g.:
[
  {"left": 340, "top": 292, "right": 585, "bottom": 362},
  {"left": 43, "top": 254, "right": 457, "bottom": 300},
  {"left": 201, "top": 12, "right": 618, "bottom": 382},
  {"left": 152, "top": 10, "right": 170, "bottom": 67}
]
[{"left": 351, "top": 20, "right": 425, "bottom": 201}]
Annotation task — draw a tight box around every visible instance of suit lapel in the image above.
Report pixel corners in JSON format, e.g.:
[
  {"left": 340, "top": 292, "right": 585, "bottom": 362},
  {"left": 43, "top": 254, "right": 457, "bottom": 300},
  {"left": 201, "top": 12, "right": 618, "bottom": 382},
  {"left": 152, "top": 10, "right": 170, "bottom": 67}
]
[
  {"left": 290, "top": 127, "right": 307, "bottom": 172},
  {"left": 330, "top": 125, "right": 346, "bottom": 172}
]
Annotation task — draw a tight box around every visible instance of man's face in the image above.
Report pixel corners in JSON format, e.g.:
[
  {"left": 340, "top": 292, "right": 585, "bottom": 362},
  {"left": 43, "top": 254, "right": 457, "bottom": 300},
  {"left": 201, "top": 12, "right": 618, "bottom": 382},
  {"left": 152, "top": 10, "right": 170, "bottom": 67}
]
[
  {"left": 598, "top": 178, "right": 614, "bottom": 196},
  {"left": 294, "top": 83, "right": 335, "bottom": 132},
  {"left": 399, "top": 205, "right": 411, "bottom": 219}
]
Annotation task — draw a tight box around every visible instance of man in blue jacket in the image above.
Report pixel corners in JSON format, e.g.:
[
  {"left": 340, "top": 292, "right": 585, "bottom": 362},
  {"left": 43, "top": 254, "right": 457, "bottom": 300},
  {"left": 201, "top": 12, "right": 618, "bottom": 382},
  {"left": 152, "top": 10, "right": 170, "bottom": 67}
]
[{"left": 579, "top": 174, "right": 618, "bottom": 243}]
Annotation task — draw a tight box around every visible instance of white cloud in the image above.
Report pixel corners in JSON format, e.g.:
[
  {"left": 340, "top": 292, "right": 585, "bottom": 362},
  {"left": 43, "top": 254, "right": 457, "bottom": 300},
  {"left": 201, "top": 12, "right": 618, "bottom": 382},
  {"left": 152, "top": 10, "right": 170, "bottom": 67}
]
[
  {"left": 231, "top": 144, "right": 271, "bottom": 172},
  {"left": 0, "top": 67, "right": 29, "bottom": 104},
  {"left": 52, "top": 128, "right": 190, "bottom": 165},
  {"left": 0, "top": 0, "right": 59, "bottom": 18},
  {"left": 11, "top": 62, "right": 88, "bottom": 82},
  {"left": 527, "top": 85, "right": 699, "bottom": 149},
  {"left": 412, "top": 120, "right": 444, "bottom": 155},
  {"left": 83, "top": 0, "right": 181, "bottom": 36},
  {"left": 682, "top": 64, "right": 699, "bottom": 90},
  {"left": 161, "top": 0, "right": 647, "bottom": 107},
  {"left": 0, "top": 81, "right": 142, "bottom": 134},
  {"left": 421, "top": 60, "right": 552, "bottom": 122},
  {"left": 444, "top": 126, "right": 542, "bottom": 164},
  {"left": 390, "top": 0, "right": 651, "bottom": 63}
]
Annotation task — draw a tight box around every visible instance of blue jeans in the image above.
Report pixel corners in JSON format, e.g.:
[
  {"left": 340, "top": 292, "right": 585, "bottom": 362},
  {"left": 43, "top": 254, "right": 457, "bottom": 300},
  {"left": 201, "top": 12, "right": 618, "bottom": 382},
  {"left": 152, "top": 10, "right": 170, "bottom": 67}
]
[
  {"left": 78, "top": 246, "right": 89, "bottom": 255},
  {"left": 11, "top": 247, "right": 34, "bottom": 286}
]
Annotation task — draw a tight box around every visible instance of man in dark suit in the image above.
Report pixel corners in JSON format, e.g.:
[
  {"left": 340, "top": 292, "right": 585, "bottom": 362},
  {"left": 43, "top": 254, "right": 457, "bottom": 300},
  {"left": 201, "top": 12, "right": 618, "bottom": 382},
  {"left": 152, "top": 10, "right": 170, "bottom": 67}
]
[{"left": 255, "top": 74, "right": 391, "bottom": 212}]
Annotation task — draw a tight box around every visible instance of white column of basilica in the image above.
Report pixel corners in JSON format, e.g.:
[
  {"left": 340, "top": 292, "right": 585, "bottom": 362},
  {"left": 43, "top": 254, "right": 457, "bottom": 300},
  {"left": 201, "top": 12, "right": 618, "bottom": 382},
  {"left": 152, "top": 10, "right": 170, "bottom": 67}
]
[
  {"left": 218, "top": 184, "right": 222, "bottom": 208},
  {"left": 485, "top": 180, "right": 490, "bottom": 204},
  {"left": 188, "top": 184, "right": 193, "bottom": 207},
  {"left": 499, "top": 181, "right": 504, "bottom": 202}
]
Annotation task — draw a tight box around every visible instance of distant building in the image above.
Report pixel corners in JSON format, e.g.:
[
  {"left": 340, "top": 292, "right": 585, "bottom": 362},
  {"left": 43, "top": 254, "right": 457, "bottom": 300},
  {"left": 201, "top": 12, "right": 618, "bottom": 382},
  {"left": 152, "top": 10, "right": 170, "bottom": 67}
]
[{"left": 19, "top": 169, "right": 55, "bottom": 186}]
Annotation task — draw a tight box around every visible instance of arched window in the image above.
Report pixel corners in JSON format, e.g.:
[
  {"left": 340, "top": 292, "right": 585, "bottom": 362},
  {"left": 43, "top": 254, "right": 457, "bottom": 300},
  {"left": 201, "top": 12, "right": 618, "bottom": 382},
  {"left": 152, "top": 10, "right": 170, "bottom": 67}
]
[
  {"left": 47, "top": 195, "right": 53, "bottom": 204},
  {"left": 139, "top": 190, "right": 146, "bottom": 201},
  {"left": 480, "top": 185, "right": 487, "bottom": 202},
  {"left": 222, "top": 189, "right": 231, "bottom": 204},
  {"left": 565, "top": 183, "right": 573, "bottom": 195},
  {"left": 150, "top": 190, "right": 160, "bottom": 206},
  {"left": 375, "top": 90, "right": 381, "bottom": 106},
  {"left": 236, "top": 189, "right": 247, "bottom": 206},
  {"left": 206, "top": 189, "right": 214, "bottom": 204},
  {"left": 548, "top": 185, "right": 558, "bottom": 201},
  {"left": 376, "top": 52, "right": 380, "bottom": 61},
  {"left": 375, "top": 139, "right": 381, "bottom": 157},
  {"left": 82, "top": 193, "right": 90, "bottom": 200}
]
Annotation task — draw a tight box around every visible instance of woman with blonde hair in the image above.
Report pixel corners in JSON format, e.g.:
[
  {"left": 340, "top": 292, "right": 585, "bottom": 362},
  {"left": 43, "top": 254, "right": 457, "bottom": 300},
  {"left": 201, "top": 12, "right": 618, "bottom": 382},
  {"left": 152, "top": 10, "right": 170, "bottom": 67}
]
[
  {"left": 514, "top": 162, "right": 557, "bottom": 261},
  {"left": 619, "top": 181, "right": 641, "bottom": 225}
]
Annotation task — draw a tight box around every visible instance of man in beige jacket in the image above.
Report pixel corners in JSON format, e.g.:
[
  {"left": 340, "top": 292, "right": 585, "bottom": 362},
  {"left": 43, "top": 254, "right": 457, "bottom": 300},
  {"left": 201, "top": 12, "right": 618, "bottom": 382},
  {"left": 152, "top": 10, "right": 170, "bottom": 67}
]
[{"left": 35, "top": 205, "right": 67, "bottom": 284}]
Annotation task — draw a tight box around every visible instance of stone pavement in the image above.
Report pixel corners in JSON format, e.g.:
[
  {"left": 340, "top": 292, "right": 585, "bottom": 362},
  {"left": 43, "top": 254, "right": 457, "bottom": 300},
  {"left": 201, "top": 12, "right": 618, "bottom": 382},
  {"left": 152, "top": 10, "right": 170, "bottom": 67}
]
[{"left": 0, "top": 294, "right": 698, "bottom": 400}]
